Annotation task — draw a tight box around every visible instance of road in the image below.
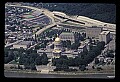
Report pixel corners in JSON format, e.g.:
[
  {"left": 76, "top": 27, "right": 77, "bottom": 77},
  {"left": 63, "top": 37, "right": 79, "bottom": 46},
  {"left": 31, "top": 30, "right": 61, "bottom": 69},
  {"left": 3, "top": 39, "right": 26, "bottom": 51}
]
[
  {"left": 4, "top": 71, "right": 115, "bottom": 78},
  {"left": 5, "top": 40, "right": 23, "bottom": 48},
  {"left": 53, "top": 11, "right": 116, "bottom": 34},
  {"left": 6, "top": 4, "right": 116, "bottom": 36}
]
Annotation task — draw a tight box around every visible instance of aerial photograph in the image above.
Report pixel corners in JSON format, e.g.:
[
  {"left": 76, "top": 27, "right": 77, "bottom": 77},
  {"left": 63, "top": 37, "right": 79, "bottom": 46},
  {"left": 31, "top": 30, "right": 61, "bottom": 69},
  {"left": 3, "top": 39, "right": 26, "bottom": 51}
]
[{"left": 4, "top": 2, "right": 116, "bottom": 78}]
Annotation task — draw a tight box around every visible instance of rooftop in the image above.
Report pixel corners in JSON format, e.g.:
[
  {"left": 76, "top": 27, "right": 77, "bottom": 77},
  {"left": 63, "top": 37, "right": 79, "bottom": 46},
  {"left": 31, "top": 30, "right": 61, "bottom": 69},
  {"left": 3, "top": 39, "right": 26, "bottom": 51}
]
[
  {"left": 78, "top": 44, "right": 86, "bottom": 48},
  {"left": 32, "top": 10, "right": 42, "bottom": 16},
  {"left": 36, "top": 65, "right": 56, "bottom": 70},
  {"left": 100, "top": 31, "right": 110, "bottom": 35},
  {"left": 16, "top": 41, "right": 33, "bottom": 45},
  {"left": 60, "top": 32, "right": 74, "bottom": 36},
  {"left": 55, "top": 37, "right": 61, "bottom": 42},
  {"left": 88, "top": 26, "right": 101, "bottom": 28}
]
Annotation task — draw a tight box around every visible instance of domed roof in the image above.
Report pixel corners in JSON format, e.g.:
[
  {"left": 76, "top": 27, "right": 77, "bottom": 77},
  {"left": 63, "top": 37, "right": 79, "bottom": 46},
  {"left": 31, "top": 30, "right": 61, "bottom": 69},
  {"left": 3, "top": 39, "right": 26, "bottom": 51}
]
[
  {"left": 55, "top": 37, "right": 61, "bottom": 42},
  {"left": 55, "top": 34, "right": 61, "bottom": 42}
]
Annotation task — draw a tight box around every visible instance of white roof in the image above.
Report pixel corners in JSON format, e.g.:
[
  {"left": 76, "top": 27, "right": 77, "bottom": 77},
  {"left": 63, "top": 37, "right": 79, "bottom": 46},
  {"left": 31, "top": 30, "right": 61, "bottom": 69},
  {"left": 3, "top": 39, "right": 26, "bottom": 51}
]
[
  {"left": 78, "top": 45, "right": 86, "bottom": 48},
  {"left": 100, "top": 31, "right": 110, "bottom": 35}
]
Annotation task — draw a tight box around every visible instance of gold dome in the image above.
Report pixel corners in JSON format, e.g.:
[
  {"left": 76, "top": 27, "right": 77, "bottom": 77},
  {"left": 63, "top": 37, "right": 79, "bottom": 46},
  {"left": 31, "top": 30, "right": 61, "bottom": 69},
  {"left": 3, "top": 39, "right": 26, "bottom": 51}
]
[
  {"left": 53, "top": 49, "right": 61, "bottom": 53},
  {"left": 55, "top": 37, "right": 61, "bottom": 42}
]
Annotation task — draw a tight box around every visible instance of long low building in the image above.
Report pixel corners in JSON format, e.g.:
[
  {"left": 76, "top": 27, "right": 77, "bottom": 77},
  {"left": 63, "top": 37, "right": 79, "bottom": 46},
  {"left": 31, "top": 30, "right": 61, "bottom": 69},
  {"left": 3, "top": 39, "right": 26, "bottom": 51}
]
[
  {"left": 59, "top": 32, "right": 75, "bottom": 44},
  {"left": 86, "top": 26, "right": 103, "bottom": 38},
  {"left": 35, "top": 65, "right": 56, "bottom": 73},
  {"left": 13, "top": 41, "right": 34, "bottom": 49},
  {"left": 37, "top": 49, "right": 53, "bottom": 58}
]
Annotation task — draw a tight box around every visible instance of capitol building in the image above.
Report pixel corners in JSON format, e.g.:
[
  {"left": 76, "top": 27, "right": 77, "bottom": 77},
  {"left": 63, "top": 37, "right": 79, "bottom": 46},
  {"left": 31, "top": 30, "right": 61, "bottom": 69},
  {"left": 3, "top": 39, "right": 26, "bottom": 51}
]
[
  {"left": 52, "top": 34, "right": 62, "bottom": 58},
  {"left": 37, "top": 34, "right": 88, "bottom": 59},
  {"left": 37, "top": 34, "right": 63, "bottom": 59}
]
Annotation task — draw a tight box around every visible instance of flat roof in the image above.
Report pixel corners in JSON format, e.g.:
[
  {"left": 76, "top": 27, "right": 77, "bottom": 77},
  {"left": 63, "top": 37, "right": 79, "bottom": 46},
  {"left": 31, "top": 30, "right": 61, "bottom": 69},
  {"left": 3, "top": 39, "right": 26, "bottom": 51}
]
[
  {"left": 87, "top": 26, "right": 103, "bottom": 29},
  {"left": 60, "top": 32, "right": 74, "bottom": 35},
  {"left": 100, "top": 31, "right": 110, "bottom": 35},
  {"left": 78, "top": 45, "right": 86, "bottom": 48},
  {"left": 16, "top": 41, "right": 33, "bottom": 45},
  {"left": 32, "top": 10, "right": 42, "bottom": 16}
]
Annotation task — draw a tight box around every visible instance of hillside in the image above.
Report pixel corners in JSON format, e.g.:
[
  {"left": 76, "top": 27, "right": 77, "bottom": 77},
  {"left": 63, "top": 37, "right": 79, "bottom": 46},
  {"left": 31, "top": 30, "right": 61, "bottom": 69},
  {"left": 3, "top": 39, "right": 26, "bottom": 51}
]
[{"left": 42, "top": 3, "right": 116, "bottom": 24}]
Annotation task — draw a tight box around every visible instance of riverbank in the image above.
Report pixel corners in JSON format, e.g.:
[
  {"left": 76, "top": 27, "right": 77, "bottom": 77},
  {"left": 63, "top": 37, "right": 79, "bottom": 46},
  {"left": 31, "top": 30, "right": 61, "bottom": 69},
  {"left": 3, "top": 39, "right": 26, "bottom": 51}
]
[
  {"left": 4, "top": 69, "right": 115, "bottom": 76},
  {"left": 4, "top": 70, "right": 115, "bottom": 78}
]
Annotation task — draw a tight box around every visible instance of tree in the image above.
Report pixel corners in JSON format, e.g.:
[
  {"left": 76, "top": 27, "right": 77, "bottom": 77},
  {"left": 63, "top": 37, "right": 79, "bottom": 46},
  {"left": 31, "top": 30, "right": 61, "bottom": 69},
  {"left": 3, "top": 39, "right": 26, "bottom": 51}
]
[
  {"left": 92, "top": 65, "right": 95, "bottom": 69},
  {"left": 79, "top": 65, "right": 86, "bottom": 71},
  {"left": 52, "top": 58, "right": 56, "bottom": 66},
  {"left": 68, "top": 57, "right": 75, "bottom": 66},
  {"left": 55, "top": 64, "right": 62, "bottom": 71},
  {"left": 109, "top": 50, "right": 114, "bottom": 53},
  {"left": 35, "top": 56, "right": 42, "bottom": 65},
  {"left": 97, "top": 41, "right": 105, "bottom": 50},
  {"left": 106, "top": 53, "right": 114, "bottom": 58},
  {"left": 35, "top": 45, "right": 40, "bottom": 49},
  {"left": 13, "top": 51, "right": 19, "bottom": 60},
  {"left": 61, "top": 41, "right": 67, "bottom": 47},
  {"left": 4, "top": 48, "right": 9, "bottom": 57},
  {"left": 30, "top": 63, "right": 36, "bottom": 70},
  {"left": 62, "top": 64, "right": 69, "bottom": 70},
  {"left": 71, "top": 42, "right": 80, "bottom": 50},
  {"left": 96, "top": 67, "right": 103, "bottom": 71},
  {"left": 41, "top": 53, "right": 48, "bottom": 65},
  {"left": 10, "top": 27, "right": 15, "bottom": 32},
  {"left": 4, "top": 51, "right": 15, "bottom": 63},
  {"left": 41, "top": 58, "right": 48, "bottom": 65},
  {"left": 60, "top": 55, "right": 68, "bottom": 59},
  {"left": 66, "top": 40, "right": 71, "bottom": 48},
  {"left": 4, "top": 57, "right": 9, "bottom": 64},
  {"left": 95, "top": 58, "right": 99, "bottom": 64},
  {"left": 89, "top": 38, "right": 92, "bottom": 43}
]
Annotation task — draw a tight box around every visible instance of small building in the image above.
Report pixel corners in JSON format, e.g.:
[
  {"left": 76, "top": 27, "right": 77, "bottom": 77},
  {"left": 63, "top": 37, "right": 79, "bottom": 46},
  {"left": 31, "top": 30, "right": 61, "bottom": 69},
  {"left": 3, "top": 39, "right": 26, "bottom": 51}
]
[
  {"left": 62, "top": 50, "right": 75, "bottom": 58},
  {"left": 86, "top": 26, "right": 103, "bottom": 38},
  {"left": 99, "top": 31, "right": 111, "bottom": 44},
  {"left": 59, "top": 32, "right": 75, "bottom": 44},
  {"left": 37, "top": 49, "right": 53, "bottom": 58},
  {"left": 13, "top": 41, "right": 34, "bottom": 49},
  {"left": 4, "top": 64, "right": 25, "bottom": 69},
  {"left": 78, "top": 44, "right": 87, "bottom": 53},
  {"left": 82, "top": 39, "right": 90, "bottom": 51},
  {"left": 69, "top": 66, "right": 79, "bottom": 70},
  {"left": 46, "top": 43, "right": 54, "bottom": 49},
  {"left": 35, "top": 65, "right": 56, "bottom": 73}
]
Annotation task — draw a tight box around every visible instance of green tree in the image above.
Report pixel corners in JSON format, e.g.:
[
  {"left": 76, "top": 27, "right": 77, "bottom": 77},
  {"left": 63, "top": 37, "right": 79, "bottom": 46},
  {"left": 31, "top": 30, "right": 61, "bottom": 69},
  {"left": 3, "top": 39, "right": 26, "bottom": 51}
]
[
  {"left": 60, "top": 55, "right": 68, "bottom": 59},
  {"left": 66, "top": 40, "right": 71, "bottom": 48},
  {"left": 71, "top": 42, "right": 80, "bottom": 50},
  {"left": 68, "top": 57, "right": 75, "bottom": 66},
  {"left": 97, "top": 41, "right": 105, "bottom": 50},
  {"left": 95, "top": 58, "right": 99, "bottom": 64},
  {"left": 79, "top": 65, "right": 86, "bottom": 71},
  {"left": 35, "top": 56, "right": 42, "bottom": 65},
  {"left": 41, "top": 53, "right": 48, "bottom": 65},
  {"left": 30, "top": 63, "right": 36, "bottom": 70}
]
